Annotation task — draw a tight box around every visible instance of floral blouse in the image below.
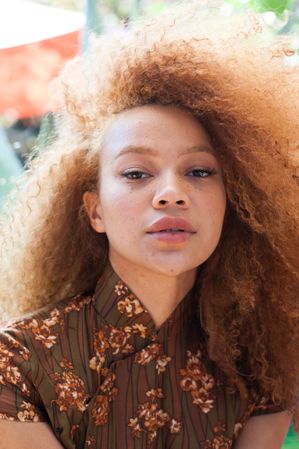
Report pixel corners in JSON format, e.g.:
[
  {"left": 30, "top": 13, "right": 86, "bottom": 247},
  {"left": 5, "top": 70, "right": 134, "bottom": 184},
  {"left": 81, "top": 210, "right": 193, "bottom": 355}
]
[{"left": 0, "top": 259, "right": 283, "bottom": 449}]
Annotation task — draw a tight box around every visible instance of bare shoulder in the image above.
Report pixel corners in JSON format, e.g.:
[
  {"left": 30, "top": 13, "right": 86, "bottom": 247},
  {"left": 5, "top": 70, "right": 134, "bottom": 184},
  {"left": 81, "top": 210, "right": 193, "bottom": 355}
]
[
  {"left": 233, "top": 411, "right": 292, "bottom": 449},
  {"left": 0, "top": 421, "right": 64, "bottom": 449}
]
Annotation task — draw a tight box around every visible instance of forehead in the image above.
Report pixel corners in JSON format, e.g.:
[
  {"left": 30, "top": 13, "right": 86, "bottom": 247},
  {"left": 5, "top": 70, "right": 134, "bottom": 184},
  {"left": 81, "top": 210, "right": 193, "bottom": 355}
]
[{"left": 101, "top": 105, "right": 213, "bottom": 157}]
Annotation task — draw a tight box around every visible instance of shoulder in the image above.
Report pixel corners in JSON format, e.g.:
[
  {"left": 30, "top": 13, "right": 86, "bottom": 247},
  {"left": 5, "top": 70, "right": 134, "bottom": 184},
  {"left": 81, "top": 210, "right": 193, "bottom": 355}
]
[
  {"left": 233, "top": 410, "right": 292, "bottom": 448},
  {"left": 0, "top": 290, "right": 97, "bottom": 423},
  {"left": 0, "top": 290, "right": 95, "bottom": 351}
]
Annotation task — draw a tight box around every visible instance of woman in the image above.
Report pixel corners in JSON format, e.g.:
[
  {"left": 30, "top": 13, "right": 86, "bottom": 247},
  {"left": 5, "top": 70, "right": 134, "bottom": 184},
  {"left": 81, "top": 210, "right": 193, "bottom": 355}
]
[{"left": 0, "top": 2, "right": 298, "bottom": 448}]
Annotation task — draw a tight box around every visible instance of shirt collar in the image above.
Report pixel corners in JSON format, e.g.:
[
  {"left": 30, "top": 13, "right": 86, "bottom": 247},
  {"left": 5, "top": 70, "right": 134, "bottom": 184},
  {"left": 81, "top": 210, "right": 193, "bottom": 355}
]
[{"left": 93, "top": 258, "right": 198, "bottom": 340}]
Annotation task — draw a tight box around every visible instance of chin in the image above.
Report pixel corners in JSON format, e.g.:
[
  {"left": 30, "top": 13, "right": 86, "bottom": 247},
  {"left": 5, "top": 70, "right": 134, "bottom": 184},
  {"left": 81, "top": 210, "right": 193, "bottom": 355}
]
[{"left": 146, "top": 259, "right": 201, "bottom": 277}]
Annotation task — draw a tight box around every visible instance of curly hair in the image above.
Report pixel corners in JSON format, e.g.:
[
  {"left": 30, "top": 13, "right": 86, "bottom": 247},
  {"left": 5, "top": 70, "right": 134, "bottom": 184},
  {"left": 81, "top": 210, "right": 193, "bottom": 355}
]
[{"left": 0, "top": 0, "right": 298, "bottom": 432}]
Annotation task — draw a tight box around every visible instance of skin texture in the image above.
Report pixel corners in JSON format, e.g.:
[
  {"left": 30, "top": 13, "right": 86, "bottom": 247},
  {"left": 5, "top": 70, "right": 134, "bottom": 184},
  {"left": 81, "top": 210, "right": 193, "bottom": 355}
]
[
  {"left": 0, "top": 422, "right": 64, "bottom": 449},
  {"left": 232, "top": 411, "right": 292, "bottom": 449},
  {"left": 83, "top": 104, "right": 227, "bottom": 328},
  {"left": 0, "top": 411, "right": 291, "bottom": 449}
]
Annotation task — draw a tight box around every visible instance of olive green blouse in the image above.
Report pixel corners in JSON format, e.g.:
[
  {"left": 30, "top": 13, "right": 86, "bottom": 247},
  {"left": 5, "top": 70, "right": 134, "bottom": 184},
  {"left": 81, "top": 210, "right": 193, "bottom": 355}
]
[{"left": 0, "top": 259, "right": 283, "bottom": 448}]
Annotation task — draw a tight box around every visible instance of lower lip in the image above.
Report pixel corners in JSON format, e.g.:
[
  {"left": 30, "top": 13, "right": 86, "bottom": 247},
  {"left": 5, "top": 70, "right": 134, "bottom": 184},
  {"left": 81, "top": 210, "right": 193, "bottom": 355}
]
[{"left": 146, "top": 231, "right": 194, "bottom": 243}]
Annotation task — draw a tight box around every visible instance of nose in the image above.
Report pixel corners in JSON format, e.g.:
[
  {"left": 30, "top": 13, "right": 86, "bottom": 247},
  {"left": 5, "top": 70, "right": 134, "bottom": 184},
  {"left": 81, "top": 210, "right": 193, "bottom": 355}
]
[{"left": 152, "top": 174, "right": 190, "bottom": 209}]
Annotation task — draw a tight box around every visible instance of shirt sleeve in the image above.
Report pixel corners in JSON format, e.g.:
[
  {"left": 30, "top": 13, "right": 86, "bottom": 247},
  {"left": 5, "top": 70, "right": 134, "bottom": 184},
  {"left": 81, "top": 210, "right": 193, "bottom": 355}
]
[
  {"left": 0, "top": 326, "right": 47, "bottom": 422},
  {"left": 250, "top": 393, "right": 285, "bottom": 417}
]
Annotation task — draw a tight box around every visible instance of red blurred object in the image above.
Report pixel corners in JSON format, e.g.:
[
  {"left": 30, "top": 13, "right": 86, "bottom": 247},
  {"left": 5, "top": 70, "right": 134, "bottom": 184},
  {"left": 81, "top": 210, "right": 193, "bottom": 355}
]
[{"left": 0, "top": 1, "right": 85, "bottom": 119}]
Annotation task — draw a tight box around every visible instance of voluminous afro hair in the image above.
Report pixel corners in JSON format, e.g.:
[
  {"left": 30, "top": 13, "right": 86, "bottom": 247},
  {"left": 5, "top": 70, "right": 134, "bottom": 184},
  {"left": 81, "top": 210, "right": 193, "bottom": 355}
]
[{"left": 1, "top": 0, "right": 298, "bottom": 432}]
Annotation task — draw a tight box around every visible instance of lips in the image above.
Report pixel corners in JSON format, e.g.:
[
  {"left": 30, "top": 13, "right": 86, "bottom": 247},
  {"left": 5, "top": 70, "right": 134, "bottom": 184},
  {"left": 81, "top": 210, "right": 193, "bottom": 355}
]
[{"left": 146, "top": 217, "right": 196, "bottom": 234}]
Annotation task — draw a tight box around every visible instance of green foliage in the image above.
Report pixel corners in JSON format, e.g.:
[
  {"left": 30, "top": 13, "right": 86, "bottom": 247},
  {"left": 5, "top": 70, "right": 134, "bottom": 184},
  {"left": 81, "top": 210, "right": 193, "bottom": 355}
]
[
  {"left": 283, "top": 425, "right": 299, "bottom": 448},
  {"left": 249, "top": 0, "right": 292, "bottom": 15}
]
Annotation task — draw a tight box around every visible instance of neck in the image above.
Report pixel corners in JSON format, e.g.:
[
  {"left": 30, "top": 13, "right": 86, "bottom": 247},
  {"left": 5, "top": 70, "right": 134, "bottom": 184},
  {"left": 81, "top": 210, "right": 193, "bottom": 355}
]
[{"left": 108, "top": 254, "right": 197, "bottom": 329}]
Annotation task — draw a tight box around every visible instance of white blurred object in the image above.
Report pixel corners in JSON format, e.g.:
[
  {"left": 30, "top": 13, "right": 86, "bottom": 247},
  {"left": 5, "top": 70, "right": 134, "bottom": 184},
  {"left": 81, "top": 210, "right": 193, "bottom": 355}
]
[{"left": 0, "top": 0, "right": 85, "bottom": 49}]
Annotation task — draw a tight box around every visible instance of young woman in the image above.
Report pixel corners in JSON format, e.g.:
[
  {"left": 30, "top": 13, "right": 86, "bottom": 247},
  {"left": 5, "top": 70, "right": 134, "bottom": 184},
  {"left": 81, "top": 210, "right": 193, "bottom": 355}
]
[{"left": 0, "top": 3, "right": 298, "bottom": 448}]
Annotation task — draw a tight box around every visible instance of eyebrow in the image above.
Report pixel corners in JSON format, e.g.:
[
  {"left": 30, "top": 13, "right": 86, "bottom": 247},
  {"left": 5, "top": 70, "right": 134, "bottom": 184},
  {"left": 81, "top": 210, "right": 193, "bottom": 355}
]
[{"left": 114, "top": 144, "right": 216, "bottom": 159}]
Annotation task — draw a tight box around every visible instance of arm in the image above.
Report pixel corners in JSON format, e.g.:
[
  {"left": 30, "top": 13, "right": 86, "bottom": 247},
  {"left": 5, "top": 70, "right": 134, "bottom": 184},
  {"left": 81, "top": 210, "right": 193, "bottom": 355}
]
[
  {"left": 233, "top": 411, "right": 292, "bottom": 449},
  {"left": 0, "top": 421, "right": 65, "bottom": 449}
]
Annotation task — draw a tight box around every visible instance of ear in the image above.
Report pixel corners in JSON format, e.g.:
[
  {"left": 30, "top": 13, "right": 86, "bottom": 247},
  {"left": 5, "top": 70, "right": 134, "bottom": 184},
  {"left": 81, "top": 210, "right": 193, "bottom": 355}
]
[{"left": 82, "top": 191, "right": 106, "bottom": 233}]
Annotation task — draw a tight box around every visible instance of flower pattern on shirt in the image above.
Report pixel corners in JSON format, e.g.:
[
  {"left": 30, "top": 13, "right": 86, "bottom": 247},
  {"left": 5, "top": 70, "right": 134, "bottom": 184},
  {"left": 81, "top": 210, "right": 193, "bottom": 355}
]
[
  {"left": 128, "top": 388, "right": 181, "bottom": 445},
  {"left": 0, "top": 341, "right": 30, "bottom": 395},
  {"left": 115, "top": 281, "right": 145, "bottom": 317},
  {"left": 134, "top": 342, "right": 172, "bottom": 374},
  {"left": 85, "top": 435, "right": 96, "bottom": 447},
  {"left": 202, "top": 435, "right": 232, "bottom": 449},
  {"left": 233, "top": 422, "right": 243, "bottom": 439},
  {"left": 180, "top": 349, "right": 216, "bottom": 413},
  {"left": 0, "top": 412, "right": 15, "bottom": 420},
  {"left": 17, "top": 401, "right": 42, "bottom": 422},
  {"left": 63, "top": 294, "right": 94, "bottom": 313},
  {"left": 89, "top": 321, "right": 149, "bottom": 374},
  {"left": 50, "top": 359, "right": 89, "bottom": 412},
  {"left": 17, "top": 296, "right": 94, "bottom": 350},
  {"left": 91, "top": 368, "right": 118, "bottom": 426},
  {"left": 18, "top": 308, "right": 61, "bottom": 349}
]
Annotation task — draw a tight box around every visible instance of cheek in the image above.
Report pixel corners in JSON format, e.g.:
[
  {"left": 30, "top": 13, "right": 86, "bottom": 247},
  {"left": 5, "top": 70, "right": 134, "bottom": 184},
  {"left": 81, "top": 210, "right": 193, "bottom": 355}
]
[
  {"left": 99, "top": 181, "right": 144, "bottom": 225},
  {"left": 201, "top": 187, "right": 226, "bottom": 228}
]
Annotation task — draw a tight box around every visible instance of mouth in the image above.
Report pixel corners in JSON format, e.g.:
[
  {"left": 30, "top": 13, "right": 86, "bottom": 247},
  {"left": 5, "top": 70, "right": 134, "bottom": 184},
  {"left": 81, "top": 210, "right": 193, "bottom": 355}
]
[
  {"left": 150, "top": 228, "right": 187, "bottom": 233},
  {"left": 146, "top": 229, "right": 195, "bottom": 243},
  {"left": 147, "top": 216, "right": 196, "bottom": 243},
  {"left": 146, "top": 217, "right": 196, "bottom": 234}
]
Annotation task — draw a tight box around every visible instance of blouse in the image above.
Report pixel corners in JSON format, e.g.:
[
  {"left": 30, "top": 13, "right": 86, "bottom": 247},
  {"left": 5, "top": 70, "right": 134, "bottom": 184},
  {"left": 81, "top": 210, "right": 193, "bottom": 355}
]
[{"left": 0, "top": 259, "right": 283, "bottom": 449}]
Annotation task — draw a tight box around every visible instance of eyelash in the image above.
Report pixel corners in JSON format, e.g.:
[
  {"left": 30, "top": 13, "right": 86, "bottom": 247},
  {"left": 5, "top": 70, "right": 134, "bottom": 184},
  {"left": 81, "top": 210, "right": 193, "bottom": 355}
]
[{"left": 122, "top": 168, "right": 216, "bottom": 180}]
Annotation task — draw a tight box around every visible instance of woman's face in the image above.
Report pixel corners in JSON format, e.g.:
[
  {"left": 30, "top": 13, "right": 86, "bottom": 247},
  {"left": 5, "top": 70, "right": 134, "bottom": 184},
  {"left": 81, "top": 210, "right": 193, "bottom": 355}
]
[{"left": 84, "top": 104, "right": 226, "bottom": 277}]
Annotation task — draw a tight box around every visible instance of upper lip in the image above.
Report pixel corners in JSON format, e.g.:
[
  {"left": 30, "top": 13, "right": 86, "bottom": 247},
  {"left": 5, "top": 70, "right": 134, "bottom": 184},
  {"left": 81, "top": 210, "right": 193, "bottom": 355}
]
[{"left": 146, "top": 217, "right": 196, "bottom": 233}]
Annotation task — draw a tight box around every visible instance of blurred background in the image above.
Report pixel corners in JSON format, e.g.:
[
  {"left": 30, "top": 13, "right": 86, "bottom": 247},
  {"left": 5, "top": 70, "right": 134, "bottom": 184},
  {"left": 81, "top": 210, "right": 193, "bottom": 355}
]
[{"left": 0, "top": 1, "right": 298, "bottom": 445}]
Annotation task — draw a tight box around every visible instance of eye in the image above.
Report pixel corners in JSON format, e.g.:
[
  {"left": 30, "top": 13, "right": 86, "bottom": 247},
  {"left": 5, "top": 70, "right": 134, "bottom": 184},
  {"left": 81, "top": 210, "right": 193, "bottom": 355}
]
[
  {"left": 187, "top": 168, "right": 216, "bottom": 178},
  {"left": 122, "top": 170, "right": 151, "bottom": 180}
]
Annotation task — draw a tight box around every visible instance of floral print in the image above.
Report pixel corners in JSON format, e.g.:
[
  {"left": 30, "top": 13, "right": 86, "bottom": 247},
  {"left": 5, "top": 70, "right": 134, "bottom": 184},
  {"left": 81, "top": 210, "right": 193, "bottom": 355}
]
[
  {"left": 89, "top": 321, "right": 148, "bottom": 374},
  {"left": 85, "top": 435, "right": 96, "bottom": 447},
  {"left": 63, "top": 294, "right": 94, "bottom": 313},
  {"left": 51, "top": 360, "right": 89, "bottom": 412},
  {"left": 0, "top": 341, "right": 30, "bottom": 395},
  {"left": 17, "top": 401, "right": 42, "bottom": 422},
  {"left": 233, "top": 422, "right": 243, "bottom": 439},
  {"left": 134, "top": 342, "right": 172, "bottom": 375},
  {"left": 135, "top": 342, "right": 161, "bottom": 365},
  {"left": 128, "top": 388, "right": 181, "bottom": 445},
  {"left": 180, "top": 349, "right": 216, "bottom": 413},
  {"left": 18, "top": 308, "right": 61, "bottom": 349},
  {"left": 0, "top": 260, "right": 284, "bottom": 448},
  {"left": 202, "top": 435, "right": 233, "bottom": 449},
  {"left": 115, "top": 280, "right": 145, "bottom": 317},
  {"left": 91, "top": 368, "right": 118, "bottom": 426},
  {"left": 16, "top": 296, "right": 94, "bottom": 350},
  {"left": 107, "top": 326, "right": 134, "bottom": 355},
  {"left": 0, "top": 412, "right": 15, "bottom": 420},
  {"left": 117, "top": 296, "right": 145, "bottom": 317}
]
